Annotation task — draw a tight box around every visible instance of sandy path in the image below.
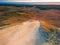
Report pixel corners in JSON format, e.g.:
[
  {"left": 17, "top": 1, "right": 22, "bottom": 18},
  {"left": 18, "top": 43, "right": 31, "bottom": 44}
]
[{"left": 0, "top": 20, "right": 40, "bottom": 45}]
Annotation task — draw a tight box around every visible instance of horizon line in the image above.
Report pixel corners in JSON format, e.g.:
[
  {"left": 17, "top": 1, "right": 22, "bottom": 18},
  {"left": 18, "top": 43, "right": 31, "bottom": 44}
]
[{"left": 0, "top": 2, "right": 60, "bottom": 5}]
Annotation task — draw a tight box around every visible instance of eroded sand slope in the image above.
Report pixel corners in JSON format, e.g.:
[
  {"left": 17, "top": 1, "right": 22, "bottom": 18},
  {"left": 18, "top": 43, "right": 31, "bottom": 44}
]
[{"left": 0, "top": 20, "right": 41, "bottom": 45}]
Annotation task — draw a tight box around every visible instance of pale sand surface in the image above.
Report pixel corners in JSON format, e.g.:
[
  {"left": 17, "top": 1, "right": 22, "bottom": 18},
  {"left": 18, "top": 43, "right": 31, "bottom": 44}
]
[{"left": 0, "top": 20, "right": 41, "bottom": 45}]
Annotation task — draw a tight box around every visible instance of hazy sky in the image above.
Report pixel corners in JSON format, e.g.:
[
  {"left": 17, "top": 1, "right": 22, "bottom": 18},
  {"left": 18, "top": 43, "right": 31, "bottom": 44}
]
[
  {"left": 0, "top": 0, "right": 60, "bottom": 5},
  {"left": 0, "top": 0, "right": 60, "bottom": 2}
]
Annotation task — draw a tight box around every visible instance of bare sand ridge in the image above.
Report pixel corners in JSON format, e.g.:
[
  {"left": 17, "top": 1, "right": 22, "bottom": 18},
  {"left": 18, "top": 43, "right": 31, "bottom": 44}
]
[{"left": 0, "top": 20, "right": 41, "bottom": 45}]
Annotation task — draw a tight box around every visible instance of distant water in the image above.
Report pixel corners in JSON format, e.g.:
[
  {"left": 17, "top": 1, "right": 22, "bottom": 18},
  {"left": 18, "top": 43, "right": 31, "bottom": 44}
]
[{"left": 0, "top": 2, "right": 33, "bottom": 5}]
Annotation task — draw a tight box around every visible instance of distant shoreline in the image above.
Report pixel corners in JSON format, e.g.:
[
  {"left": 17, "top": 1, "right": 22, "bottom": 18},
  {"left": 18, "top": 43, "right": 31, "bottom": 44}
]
[{"left": 0, "top": 2, "right": 60, "bottom": 5}]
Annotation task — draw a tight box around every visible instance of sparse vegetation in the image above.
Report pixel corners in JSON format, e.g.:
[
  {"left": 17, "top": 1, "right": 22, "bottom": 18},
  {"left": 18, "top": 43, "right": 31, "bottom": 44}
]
[
  {"left": 48, "top": 28, "right": 58, "bottom": 45},
  {"left": 0, "top": 5, "right": 60, "bottom": 28}
]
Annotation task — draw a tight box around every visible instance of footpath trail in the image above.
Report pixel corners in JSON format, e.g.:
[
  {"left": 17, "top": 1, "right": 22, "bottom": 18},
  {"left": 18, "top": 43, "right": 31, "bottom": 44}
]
[{"left": 0, "top": 20, "right": 41, "bottom": 45}]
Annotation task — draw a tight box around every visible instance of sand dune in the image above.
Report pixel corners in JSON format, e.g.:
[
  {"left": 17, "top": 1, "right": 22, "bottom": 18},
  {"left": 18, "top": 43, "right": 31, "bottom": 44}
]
[{"left": 0, "top": 20, "right": 41, "bottom": 45}]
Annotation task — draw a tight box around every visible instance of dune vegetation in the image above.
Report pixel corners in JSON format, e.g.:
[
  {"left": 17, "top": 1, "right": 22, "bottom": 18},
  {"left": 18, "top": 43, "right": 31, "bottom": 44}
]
[{"left": 0, "top": 5, "right": 60, "bottom": 31}]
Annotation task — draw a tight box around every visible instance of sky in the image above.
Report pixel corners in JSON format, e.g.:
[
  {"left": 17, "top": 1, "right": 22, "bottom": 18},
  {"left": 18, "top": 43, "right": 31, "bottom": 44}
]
[
  {"left": 0, "top": 0, "right": 60, "bottom": 2},
  {"left": 0, "top": 0, "right": 60, "bottom": 5}
]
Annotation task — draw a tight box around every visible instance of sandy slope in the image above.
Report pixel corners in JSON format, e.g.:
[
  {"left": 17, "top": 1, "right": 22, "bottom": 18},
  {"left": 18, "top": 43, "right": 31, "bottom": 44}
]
[
  {"left": 0, "top": 20, "right": 53, "bottom": 45},
  {"left": 0, "top": 20, "right": 41, "bottom": 45}
]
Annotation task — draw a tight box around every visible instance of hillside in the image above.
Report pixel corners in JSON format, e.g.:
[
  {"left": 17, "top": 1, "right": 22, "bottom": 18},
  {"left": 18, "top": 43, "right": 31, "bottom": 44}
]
[{"left": 0, "top": 6, "right": 60, "bottom": 31}]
